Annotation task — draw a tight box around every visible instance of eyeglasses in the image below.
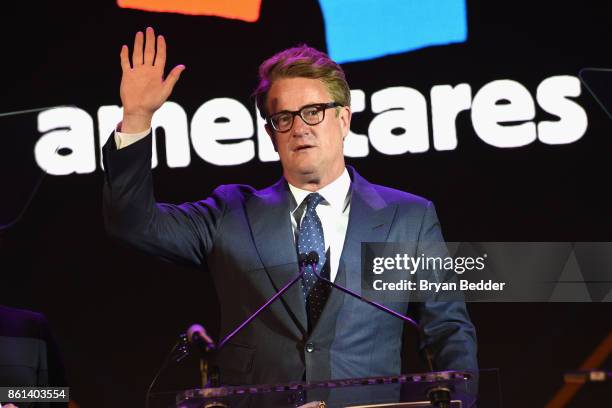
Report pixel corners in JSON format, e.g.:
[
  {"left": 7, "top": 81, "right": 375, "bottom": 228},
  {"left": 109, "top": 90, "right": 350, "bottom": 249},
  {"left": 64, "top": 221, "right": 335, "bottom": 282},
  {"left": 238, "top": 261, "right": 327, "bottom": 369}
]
[{"left": 267, "top": 102, "right": 342, "bottom": 133}]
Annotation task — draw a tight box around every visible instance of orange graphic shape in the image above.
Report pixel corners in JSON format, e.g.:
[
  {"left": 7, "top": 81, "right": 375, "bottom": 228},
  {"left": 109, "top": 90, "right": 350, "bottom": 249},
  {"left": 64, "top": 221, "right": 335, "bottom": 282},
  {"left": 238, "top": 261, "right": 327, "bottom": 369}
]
[
  {"left": 117, "top": 0, "right": 262, "bottom": 22},
  {"left": 545, "top": 331, "right": 612, "bottom": 408}
]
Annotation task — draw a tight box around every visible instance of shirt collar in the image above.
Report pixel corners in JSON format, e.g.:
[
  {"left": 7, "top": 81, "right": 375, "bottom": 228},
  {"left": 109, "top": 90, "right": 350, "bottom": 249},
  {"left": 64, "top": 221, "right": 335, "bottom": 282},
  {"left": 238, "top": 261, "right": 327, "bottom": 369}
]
[{"left": 288, "top": 168, "right": 351, "bottom": 214}]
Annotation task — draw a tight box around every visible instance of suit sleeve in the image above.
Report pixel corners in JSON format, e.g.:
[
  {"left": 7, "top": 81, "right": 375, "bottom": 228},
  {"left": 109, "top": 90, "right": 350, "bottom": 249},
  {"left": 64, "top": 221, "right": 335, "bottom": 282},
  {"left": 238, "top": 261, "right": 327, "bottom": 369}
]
[
  {"left": 102, "top": 131, "right": 226, "bottom": 267},
  {"left": 413, "top": 202, "right": 479, "bottom": 377}
]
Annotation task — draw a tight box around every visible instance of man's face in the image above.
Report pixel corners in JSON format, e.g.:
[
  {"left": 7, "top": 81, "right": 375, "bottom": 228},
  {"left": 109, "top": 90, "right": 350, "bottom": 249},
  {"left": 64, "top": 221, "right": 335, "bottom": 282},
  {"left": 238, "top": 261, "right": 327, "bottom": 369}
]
[{"left": 265, "top": 77, "right": 351, "bottom": 188}]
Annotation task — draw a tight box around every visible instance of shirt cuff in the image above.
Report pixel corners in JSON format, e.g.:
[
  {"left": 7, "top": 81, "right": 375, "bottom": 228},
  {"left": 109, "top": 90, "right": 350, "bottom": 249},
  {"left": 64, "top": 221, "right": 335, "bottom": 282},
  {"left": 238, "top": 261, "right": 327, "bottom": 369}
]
[{"left": 114, "top": 124, "right": 151, "bottom": 149}]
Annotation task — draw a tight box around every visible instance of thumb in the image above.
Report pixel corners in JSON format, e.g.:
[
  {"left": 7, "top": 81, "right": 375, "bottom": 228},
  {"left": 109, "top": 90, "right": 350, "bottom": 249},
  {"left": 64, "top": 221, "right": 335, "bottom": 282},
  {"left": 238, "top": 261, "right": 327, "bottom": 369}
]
[{"left": 163, "top": 64, "right": 186, "bottom": 96}]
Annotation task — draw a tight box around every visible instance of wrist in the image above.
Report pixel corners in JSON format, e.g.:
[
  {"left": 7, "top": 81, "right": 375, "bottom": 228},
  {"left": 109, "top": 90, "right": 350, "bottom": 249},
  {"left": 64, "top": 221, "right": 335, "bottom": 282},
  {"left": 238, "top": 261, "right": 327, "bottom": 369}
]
[{"left": 121, "top": 112, "right": 153, "bottom": 133}]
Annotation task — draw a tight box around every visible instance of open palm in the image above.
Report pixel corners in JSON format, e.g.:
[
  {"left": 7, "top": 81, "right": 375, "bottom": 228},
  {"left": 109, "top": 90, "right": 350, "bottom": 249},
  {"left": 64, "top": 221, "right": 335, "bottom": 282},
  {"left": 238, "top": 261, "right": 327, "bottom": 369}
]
[{"left": 119, "top": 27, "right": 184, "bottom": 132}]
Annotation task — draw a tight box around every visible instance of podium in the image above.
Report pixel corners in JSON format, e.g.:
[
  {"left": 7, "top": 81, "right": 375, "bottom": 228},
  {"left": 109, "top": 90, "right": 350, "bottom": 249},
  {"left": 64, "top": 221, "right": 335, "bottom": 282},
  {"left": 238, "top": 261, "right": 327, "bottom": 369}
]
[{"left": 150, "top": 370, "right": 500, "bottom": 408}]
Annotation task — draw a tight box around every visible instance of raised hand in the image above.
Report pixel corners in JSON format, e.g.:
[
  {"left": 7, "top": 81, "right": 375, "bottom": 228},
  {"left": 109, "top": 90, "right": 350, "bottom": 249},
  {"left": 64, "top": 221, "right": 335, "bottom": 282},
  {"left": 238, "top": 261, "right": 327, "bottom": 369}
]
[{"left": 119, "top": 27, "right": 185, "bottom": 133}]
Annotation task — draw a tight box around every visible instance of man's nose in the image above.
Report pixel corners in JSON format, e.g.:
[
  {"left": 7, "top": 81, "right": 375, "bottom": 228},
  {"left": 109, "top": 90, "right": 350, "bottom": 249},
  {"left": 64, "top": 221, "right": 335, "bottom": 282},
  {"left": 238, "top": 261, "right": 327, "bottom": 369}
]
[{"left": 291, "top": 114, "right": 311, "bottom": 136}]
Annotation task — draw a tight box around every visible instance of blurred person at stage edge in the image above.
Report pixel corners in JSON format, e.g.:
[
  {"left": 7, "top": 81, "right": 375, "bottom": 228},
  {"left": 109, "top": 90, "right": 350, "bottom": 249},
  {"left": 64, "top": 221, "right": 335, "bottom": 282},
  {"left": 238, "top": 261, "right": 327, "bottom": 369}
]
[{"left": 0, "top": 305, "right": 74, "bottom": 408}]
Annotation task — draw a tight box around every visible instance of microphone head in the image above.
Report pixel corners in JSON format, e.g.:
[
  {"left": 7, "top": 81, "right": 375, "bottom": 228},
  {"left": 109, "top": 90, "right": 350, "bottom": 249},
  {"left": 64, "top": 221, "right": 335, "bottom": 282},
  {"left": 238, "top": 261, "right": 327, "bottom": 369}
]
[
  {"left": 298, "top": 252, "right": 308, "bottom": 266},
  {"left": 186, "top": 324, "right": 206, "bottom": 343},
  {"left": 186, "top": 324, "right": 215, "bottom": 350},
  {"left": 307, "top": 251, "right": 319, "bottom": 265}
]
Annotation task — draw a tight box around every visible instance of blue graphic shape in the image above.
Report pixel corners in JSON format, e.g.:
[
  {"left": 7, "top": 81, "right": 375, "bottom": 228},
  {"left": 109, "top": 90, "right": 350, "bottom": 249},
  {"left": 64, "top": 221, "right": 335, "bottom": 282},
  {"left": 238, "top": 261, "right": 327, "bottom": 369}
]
[{"left": 318, "top": 0, "right": 467, "bottom": 64}]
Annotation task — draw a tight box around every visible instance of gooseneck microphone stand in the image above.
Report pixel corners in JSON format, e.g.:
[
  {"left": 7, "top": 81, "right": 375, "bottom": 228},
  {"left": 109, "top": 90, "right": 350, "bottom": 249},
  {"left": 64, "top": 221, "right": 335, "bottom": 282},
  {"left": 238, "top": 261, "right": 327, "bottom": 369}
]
[
  {"left": 192, "top": 254, "right": 313, "bottom": 386},
  {"left": 0, "top": 105, "right": 72, "bottom": 233},
  {"left": 146, "top": 255, "right": 315, "bottom": 408},
  {"left": 217, "top": 253, "right": 312, "bottom": 350},
  {"left": 307, "top": 252, "right": 418, "bottom": 328},
  {"left": 307, "top": 251, "right": 453, "bottom": 408}
]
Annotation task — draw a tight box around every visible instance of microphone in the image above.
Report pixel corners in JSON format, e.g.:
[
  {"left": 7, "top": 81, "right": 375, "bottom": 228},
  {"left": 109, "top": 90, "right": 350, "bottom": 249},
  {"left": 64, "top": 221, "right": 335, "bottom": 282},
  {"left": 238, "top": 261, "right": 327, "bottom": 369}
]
[
  {"left": 306, "top": 250, "right": 418, "bottom": 328},
  {"left": 298, "top": 252, "right": 309, "bottom": 267},
  {"left": 307, "top": 250, "right": 468, "bottom": 404},
  {"left": 187, "top": 323, "right": 216, "bottom": 353},
  {"left": 306, "top": 251, "right": 319, "bottom": 267},
  {"left": 186, "top": 324, "right": 219, "bottom": 388},
  {"left": 217, "top": 254, "right": 314, "bottom": 349},
  {"left": 197, "top": 255, "right": 315, "bottom": 388},
  {"left": 0, "top": 104, "right": 75, "bottom": 118},
  {"left": 0, "top": 146, "right": 61, "bottom": 233}
]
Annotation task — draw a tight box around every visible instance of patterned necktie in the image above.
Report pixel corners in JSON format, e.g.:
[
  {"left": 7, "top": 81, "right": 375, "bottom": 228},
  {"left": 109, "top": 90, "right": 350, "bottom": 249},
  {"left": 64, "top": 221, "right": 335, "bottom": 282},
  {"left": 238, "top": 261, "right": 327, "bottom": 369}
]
[{"left": 297, "top": 193, "right": 330, "bottom": 329}]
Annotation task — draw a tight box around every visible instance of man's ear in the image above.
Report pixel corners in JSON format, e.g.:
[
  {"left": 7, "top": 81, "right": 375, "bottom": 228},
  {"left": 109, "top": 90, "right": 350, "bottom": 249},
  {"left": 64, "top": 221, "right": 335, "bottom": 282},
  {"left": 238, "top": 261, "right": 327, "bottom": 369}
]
[
  {"left": 340, "top": 106, "right": 352, "bottom": 140},
  {"left": 265, "top": 123, "right": 278, "bottom": 152}
]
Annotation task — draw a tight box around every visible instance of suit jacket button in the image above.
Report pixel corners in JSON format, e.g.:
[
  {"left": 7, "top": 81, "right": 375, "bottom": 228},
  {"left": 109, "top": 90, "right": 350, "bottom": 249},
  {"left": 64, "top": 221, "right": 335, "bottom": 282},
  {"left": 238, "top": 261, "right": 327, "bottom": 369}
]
[{"left": 305, "top": 342, "right": 315, "bottom": 353}]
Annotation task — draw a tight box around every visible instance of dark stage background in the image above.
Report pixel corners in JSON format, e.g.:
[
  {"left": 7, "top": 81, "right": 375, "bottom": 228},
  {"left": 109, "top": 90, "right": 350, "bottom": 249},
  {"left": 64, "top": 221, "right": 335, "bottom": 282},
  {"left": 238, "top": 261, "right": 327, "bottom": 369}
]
[{"left": 1, "top": 1, "right": 611, "bottom": 406}]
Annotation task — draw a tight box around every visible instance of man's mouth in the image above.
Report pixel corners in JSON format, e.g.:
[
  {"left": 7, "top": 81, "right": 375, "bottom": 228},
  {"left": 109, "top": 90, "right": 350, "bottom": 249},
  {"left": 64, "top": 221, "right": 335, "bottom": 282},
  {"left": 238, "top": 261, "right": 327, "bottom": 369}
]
[{"left": 294, "top": 145, "right": 315, "bottom": 151}]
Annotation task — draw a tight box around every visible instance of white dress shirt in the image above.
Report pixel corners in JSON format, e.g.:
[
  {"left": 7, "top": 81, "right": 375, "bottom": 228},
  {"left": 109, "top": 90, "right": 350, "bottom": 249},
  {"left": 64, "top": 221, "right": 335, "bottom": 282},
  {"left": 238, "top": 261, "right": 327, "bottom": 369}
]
[
  {"left": 114, "top": 126, "right": 150, "bottom": 149},
  {"left": 115, "top": 128, "right": 352, "bottom": 282},
  {"left": 288, "top": 169, "right": 351, "bottom": 283}
]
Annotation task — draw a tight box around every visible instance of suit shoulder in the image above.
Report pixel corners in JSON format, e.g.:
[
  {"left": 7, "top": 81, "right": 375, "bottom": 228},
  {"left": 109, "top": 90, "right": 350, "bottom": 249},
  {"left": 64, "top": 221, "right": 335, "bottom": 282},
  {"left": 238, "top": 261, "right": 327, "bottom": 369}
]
[
  {"left": 0, "top": 305, "right": 48, "bottom": 338},
  {"left": 212, "top": 183, "right": 258, "bottom": 202},
  {"left": 0, "top": 305, "right": 46, "bottom": 324},
  {"left": 369, "top": 183, "right": 432, "bottom": 208}
]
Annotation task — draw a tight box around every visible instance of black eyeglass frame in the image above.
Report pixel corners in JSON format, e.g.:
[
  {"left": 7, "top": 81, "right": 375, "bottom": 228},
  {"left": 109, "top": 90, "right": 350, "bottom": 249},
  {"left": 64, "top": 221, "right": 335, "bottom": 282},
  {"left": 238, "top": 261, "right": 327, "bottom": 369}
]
[{"left": 266, "top": 102, "right": 343, "bottom": 133}]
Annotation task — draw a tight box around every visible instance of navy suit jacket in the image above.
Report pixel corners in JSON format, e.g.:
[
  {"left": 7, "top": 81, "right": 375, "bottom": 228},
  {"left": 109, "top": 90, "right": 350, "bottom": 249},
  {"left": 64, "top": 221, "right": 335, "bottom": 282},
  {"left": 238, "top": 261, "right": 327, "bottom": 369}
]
[{"left": 103, "top": 133, "right": 478, "bottom": 386}]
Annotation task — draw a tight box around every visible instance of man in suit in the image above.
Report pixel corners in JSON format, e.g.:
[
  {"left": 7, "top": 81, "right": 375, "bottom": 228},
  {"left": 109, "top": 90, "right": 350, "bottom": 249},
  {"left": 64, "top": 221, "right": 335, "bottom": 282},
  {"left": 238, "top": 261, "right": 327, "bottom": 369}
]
[{"left": 103, "top": 27, "right": 478, "bottom": 390}]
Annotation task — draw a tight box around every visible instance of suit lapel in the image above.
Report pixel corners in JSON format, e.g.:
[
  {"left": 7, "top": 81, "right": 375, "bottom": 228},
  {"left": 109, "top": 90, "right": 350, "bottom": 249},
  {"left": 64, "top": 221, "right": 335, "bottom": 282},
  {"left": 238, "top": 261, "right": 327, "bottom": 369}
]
[
  {"left": 245, "top": 178, "right": 308, "bottom": 335},
  {"left": 313, "top": 167, "right": 397, "bottom": 335}
]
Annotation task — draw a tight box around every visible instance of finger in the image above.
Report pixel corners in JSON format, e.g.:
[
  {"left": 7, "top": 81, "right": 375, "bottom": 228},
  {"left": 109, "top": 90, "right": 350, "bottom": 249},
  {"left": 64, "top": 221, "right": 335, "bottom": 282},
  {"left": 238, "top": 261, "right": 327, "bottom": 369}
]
[
  {"left": 144, "top": 26, "right": 155, "bottom": 65},
  {"left": 120, "top": 45, "right": 131, "bottom": 71},
  {"left": 132, "top": 31, "right": 144, "bottom": 66},
  {"left": 162, "top": 64, "right": 185, "bottom": 97},
  {"left": 154, "top": 34, "right": 166, "bottom": 69}
]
